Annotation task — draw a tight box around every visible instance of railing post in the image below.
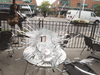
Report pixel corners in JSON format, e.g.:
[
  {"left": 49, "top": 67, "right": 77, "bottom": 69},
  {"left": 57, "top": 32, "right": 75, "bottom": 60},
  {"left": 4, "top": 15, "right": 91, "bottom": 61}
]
[
  {"left": 0, "top": 19, "right": 1, "bottom": 32},
  {"left": 92, "top": 24, "right": 96, "bottom": 38},
  {"left": 39, "top": 18, "right": 40, "bottom": 29},
  {"left": 42, "top": 19, "right": 43, "bottom": 28},
  {"left": 90, "top": 24, "right": 96, "bottom": 38},
  {"left": 13, "top": 0, "right": 15, "bottom": 4}
]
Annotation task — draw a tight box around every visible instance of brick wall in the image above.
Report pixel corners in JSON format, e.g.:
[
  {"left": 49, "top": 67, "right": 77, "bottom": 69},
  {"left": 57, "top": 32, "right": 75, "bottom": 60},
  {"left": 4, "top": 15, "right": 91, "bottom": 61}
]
[
  {"left": 0, "top": 0, "right": 36, "bottom": 5},
  {"left": 51, "top": 0, "right": 100, "bottom": 11}
]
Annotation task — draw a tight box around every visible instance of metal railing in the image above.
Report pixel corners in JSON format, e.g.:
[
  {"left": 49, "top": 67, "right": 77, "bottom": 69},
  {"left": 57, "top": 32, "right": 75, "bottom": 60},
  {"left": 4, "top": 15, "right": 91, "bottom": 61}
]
[{"left": 0, "top": 18, "right": 100, "bottom": 48}]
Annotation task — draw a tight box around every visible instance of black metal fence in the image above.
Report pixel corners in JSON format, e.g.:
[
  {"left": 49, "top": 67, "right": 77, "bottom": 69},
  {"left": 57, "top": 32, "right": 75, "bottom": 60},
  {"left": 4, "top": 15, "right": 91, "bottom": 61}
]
[{"left": 0, "top": 18, "right": 100, "bottom": 48}]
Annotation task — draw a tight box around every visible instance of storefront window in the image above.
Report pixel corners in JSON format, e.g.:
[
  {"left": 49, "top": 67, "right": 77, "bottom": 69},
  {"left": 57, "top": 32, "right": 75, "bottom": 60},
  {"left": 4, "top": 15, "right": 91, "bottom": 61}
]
[
  {"left": 0, "top": 0, "right": 11, "bottom": 2},
  {"left": 23, "top": 0, "right": 32, "bottom": 3},
  {"left": 0, "top": 4, "right": 10, "bottom": 8}
]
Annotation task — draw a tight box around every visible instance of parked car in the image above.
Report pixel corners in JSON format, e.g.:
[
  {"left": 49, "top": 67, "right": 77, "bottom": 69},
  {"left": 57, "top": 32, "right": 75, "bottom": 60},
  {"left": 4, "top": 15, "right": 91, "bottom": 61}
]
[
  {"left": 66, "top": 10, "right": 100, "bottom": 24},
  {"left": 21, "top": 5, "right": 34, "bottom": 17}
]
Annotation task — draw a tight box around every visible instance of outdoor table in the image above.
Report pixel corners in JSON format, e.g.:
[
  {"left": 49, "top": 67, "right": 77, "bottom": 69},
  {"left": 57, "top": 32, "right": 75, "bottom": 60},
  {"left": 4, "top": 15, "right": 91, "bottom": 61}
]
[{"left": 23, "top": 46, "right": 66, "bottom": 75}]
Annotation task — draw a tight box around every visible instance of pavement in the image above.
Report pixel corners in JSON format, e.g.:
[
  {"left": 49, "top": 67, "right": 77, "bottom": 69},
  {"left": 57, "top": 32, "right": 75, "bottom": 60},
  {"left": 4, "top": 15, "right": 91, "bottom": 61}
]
[
  {"left": 27, "top": 16, "right": 68, "bottom": 22},
  {"left": 0, "top": 47, "right": 100, "bottom": 75}
]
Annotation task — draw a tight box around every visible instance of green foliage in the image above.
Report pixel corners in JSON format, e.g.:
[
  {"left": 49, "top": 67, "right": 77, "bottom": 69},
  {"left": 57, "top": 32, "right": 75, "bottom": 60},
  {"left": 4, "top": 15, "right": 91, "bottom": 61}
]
[
  {"left": 39, "top": 1, "right": 51, "bottom": 11},
  {"left": 94, "top": 3, "right": 100, "bottom": 16},
  {"left": 72, "top": 18, "right": 89, "bottom": 24}
]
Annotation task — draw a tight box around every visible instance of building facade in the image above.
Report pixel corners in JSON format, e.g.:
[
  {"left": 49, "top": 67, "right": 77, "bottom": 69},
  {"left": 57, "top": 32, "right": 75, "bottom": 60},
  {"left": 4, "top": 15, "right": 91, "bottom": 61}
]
[
  {"left": 0, "top": 0, "right": 37, "bottom": 10},
  {"left": 51, "top": 0, "right": 100, "bottom": 17}
]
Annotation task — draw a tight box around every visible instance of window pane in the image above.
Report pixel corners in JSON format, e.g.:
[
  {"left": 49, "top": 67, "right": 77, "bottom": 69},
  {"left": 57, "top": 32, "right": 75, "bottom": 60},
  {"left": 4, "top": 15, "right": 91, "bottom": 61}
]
[
  {"left": 0, "top": 4, "right": 10, "bottom": 8},
  {"left": 91, "top": 13, "right": 96, "bottom": 17},
  {"left": 92, "top": 4, "right": 96, "bottom": 8},
  {"left": 23, "top": 0, "right": 32, "bottom": 3},
  {"left": 62, "top": 0, "right": 70, "bottom": 6},
  {"left": 16, "top": 0, "right": 22, "bottom": 1},
  {"left": 77, "top": 3, "right": 80, "bottom": 7},
  {"left": 82, "top": 4, "right": 88, "bottom": 8},
  {"left": 0, "top": 0, "right": 11, "bottom": 2},
  {"left": 77, "top": 3, "right": 88, "bottom": 8},
  {"left": 57, "top": 1, "right": 59, "bottom": 5}
]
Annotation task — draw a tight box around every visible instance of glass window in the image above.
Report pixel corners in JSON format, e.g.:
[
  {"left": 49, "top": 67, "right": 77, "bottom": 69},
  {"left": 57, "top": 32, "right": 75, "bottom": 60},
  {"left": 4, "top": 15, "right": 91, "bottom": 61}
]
[
  {"left": 23, "top": 0, "right": 32, "bottom": 3},
  {"left": 30, "top": 5, "right": 35, "bottom": 10},
  {"left": 57, "top": 1, "right": 59, "bottom": 5},
  {"left": 67, "top": 12, "right": 71, "bottom": 14},
  {"left": 77, "top": 3, "right": 80, "bottom": 7},
  {"left": 16, "top": 0, "right": 22, "bottom": 1},
  {"left": 0, "top": 0, "right": 11, "bottom": 2},
  {"left": 62, "top": 0, "right": 70, "bottom": 6},
  {"left": 0, "top": 4, "right": 10, "bottom": 8},
  {"left": 83, "top": 4, "right": 88, "bottom": 8},
  {"left": 92, "top": 4, "right": 96, "bottom": 8},
  {"left": 91, "top": 13, "right": 96, "bottom": 17},
  {"left": 77, "top": 3, "right": 88, "bottom": 8}
]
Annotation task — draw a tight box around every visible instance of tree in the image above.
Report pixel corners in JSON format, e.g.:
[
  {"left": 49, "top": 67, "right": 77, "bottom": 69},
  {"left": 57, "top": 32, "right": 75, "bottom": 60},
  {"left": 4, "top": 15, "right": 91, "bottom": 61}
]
[
  {"left": 39, "top": 1, "right": 51, "bottom": 11},
  {"left": 39, "top": 1, "right": 51, "bottom": 17},
  {"left": 94, "top": 3, "right": 100, "bottom": 16}
]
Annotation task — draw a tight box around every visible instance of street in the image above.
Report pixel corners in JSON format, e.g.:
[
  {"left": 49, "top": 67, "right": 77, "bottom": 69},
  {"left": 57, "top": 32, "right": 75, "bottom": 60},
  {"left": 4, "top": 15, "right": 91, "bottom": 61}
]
[{"left": 27, "top": 16, "right": 68, "bottom": 22}]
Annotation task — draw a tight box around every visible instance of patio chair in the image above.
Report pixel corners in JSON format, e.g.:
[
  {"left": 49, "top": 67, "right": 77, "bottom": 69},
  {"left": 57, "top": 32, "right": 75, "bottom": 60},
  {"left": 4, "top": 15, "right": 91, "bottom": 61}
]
[
  {"left": 80, "top": 36, "right": 100, "bottom": 55},
  {"left": 60, "top": 34, "right": 71, "bottom": 48},
  {"left": 80, "top": 35, "right": 100, "bottom": 60},
  {"left": 80, "top": 36, "right": 91, "bottom": 55},
  {"left": 0, "top": 31, "right": 14, "bottom": 75},
  {"left": 62, "top": 61, "right": 98, "bottom": 75},
  {"left": 0, "top": 31, "right": 14, "bottom": 57}
]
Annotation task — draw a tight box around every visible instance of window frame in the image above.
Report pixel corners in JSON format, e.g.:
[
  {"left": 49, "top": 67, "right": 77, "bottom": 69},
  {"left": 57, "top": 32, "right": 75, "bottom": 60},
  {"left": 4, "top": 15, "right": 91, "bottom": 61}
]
[
  {"left": 91, "top": 13, "right": 96, "bottom": 17},
  {"left": 61, "top": 0, "right": 70, "bottom": 6},
  {"left": 23, "top": 0, "right": 32, "bottom": 3},
  {"left": 77, "top": 3, "right": 88, "bottom": 8}
]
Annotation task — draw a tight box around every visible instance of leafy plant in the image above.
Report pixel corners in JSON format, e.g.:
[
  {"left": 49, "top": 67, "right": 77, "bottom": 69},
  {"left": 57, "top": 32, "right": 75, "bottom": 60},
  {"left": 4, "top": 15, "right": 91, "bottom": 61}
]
[
  {"left": 72, "top": 18, "right": 89, "bottom": 23},
  {"left": 94, "top": 3, "right": 100, "bottom": 16}
]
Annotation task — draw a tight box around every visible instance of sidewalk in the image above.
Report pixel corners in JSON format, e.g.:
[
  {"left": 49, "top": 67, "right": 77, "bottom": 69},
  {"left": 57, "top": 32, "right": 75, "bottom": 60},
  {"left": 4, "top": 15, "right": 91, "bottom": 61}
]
[{"left": 0, "top": 48, "right": 100, "bottom": 75}]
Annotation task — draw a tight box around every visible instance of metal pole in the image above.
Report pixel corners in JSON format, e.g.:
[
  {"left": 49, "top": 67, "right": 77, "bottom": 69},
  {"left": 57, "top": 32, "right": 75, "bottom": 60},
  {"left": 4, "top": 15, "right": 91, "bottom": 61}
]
[
  {"left": 0, "top": 19, "right": 1, "bottom": 32},
  {"left": 13, "top": 0, "right": 15, "bottom": 4},
  {"left": 39, "top": 18, "right": 40, "bottom": 28},
  {"left": 42, "top": 19, "right": 43, "bottom": 28},
  {"left": 90, "top": 24, "right": 96, "bottom": 38},
  {"left": 24, "top": 61, "right": 28, "bottom": 75},
  {"left": 79, "top": 0, "right": 83, "bottom": 18},
  {"left": 82, "top": 0, "right": 86, "bottom": 10}
]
